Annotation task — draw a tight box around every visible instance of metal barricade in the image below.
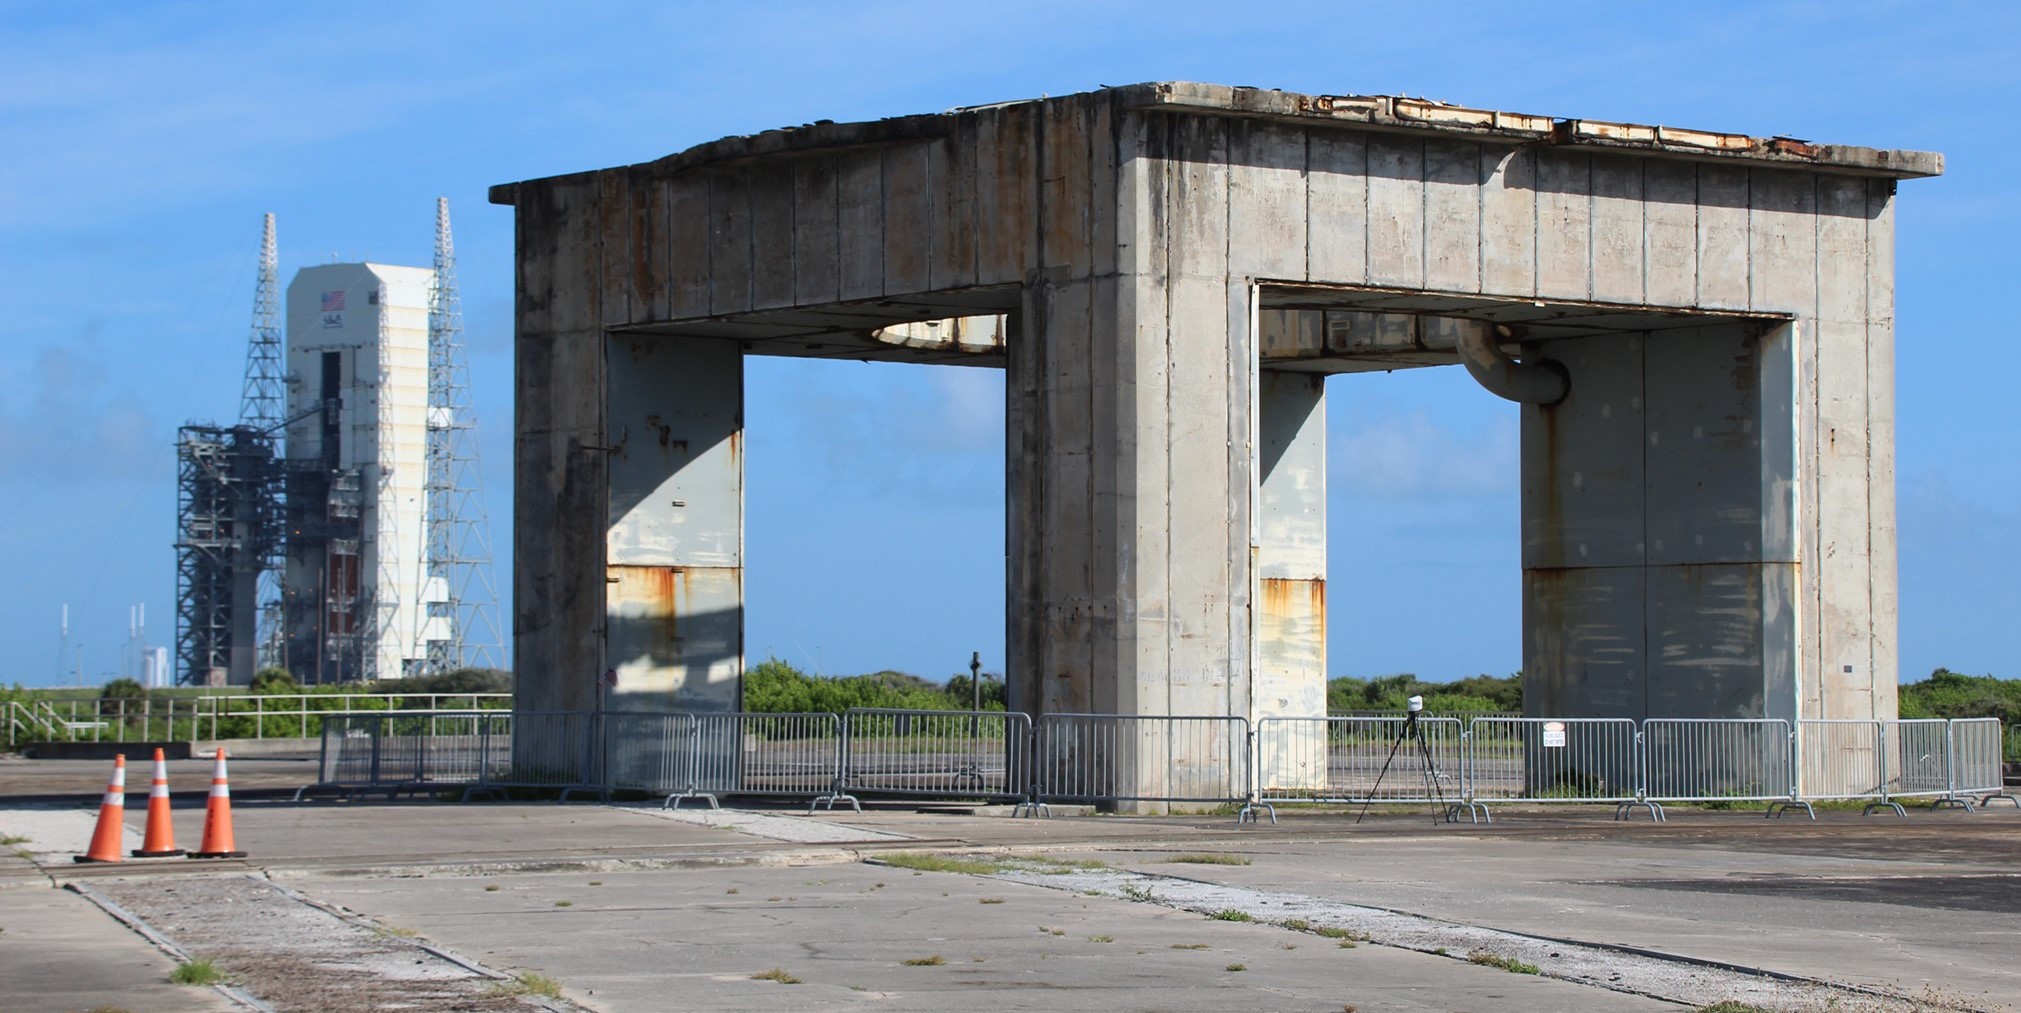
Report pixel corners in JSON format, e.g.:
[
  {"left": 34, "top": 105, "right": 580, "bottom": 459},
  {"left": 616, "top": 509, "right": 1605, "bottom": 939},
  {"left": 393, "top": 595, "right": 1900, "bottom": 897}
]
[
  {"left": 597, "top": 711, "right": 702, "bottom": 805},
  {"left": 297, "top": 711, "right": 509, "bottom": 801},
  {"left": 1886, "top": 718, "right": 1956, "bottom": 808},
  {"left": 418, "top": 711, "right": 513, "bottom": 785},
  {"left": 1641, "top": 718, "right": 1806, "bottom": 817},
  {"left": 460, "top": 710, "right": 599, "bottom": 801},
  {"left": 1465, "top": 717, "right": 1652, "bottom": 818},
  {"left": 1034, "top": 714, "right": 1249, "bottom": 808},
  {"left": 840, "top": 709, "right": 1032, "bottom": 801},
  {"left": 690, "top": 712, "right": 855, "bottom": 811},
  {"left": 1947, "top": 718, "right": 2014, "bottom": 809},
  {"left": 1794, "top": 719, "right": 1900, "bottom": 815},
  {"left": 1254, "top": 716, "right": 1467, "bottom": 809}
]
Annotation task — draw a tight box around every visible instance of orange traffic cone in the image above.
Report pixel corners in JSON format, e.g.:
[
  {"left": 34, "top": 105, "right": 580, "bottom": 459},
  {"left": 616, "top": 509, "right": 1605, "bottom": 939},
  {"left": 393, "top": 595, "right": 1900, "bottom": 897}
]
[
  {"left": 73, "top": 755, "right": 126, "bottom": 863},
  {"left": 188, "top": 748, "right": 246, "bottom": 859},
  {"left": 133, "top": 748, "right": 185, "bottom": 858}
]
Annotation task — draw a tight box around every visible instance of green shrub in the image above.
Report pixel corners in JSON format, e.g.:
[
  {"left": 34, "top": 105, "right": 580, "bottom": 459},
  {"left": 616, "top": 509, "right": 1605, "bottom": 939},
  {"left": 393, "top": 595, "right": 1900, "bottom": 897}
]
[{"left": 743, "top": 658, "right": 1003, "bottom": 714}]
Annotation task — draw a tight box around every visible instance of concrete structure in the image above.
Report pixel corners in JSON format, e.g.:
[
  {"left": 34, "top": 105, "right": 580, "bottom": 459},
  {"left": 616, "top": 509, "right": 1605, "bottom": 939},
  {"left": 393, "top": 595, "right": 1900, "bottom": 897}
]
[
  {"left": 281, "top": 263, "right": 435, "bottom": 682},
  {"left": 495, "top": 85, "right": 1940, "bottom": 768}
]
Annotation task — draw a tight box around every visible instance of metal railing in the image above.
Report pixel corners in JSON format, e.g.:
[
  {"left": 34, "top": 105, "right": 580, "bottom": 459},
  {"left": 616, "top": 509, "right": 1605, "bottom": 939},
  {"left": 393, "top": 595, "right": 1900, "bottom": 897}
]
[
  {"left": 1033, "top": 714, "right": 1249, "bottom": 807},
  {"left": 691, "top": 712, "right": 858, "bottom": 811},
  {"left": 7, "top": 692, "right": 512, "bottom": 746},
  {"left": 1465, "top": 717, "right": 1650, "bottom": 817},
  {"left": 299, "top": 711, "right": 512, "bottom": 800},
  {"left": 281, "top": 707, "right": 2014, "bottom": 820},
  {"left": 1254, "top": 716, "right": 1466, "bottom": 805},
  {"left": 840, "top": 709, "right": 1032, "bottom": 801}
]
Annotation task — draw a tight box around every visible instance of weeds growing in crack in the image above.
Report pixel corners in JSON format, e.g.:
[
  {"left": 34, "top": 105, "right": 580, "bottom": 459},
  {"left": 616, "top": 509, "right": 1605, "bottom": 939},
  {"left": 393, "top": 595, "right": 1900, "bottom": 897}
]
[
  {"left": 1466, "top": 951, "right": 1540, "bottom": 975},
  {"left": 170, "top": 959, "right": 222, "bottom": 986}
]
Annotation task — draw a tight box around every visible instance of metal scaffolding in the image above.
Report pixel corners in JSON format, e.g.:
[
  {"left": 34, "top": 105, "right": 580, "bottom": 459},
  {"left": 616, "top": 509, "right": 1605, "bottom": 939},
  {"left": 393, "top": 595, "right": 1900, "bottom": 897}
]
[
  {"left": 418, "top": 197, "right": 502, "bottom": 673},
  {"left": 175, "top": 213, "right": 288, "bottom": 687},
  {"left": 174, "top": 424, "right": 279, "bottom": 686}
]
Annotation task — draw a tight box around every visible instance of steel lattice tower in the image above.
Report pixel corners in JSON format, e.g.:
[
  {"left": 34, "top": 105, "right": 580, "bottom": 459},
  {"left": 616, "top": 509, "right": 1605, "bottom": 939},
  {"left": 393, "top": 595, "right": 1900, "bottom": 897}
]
[
  {"left": 242, "top": 213, "right": 288, "bottom": 672},
  {"left": 175, "top": 213, "right": 286, "bottom": 686},
  {"left": 420, "top": 198, "right": 503, "bottom": 673}
]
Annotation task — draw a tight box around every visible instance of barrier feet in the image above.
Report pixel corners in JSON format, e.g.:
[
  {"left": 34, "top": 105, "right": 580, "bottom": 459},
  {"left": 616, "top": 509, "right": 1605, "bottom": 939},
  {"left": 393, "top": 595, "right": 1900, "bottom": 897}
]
[
  {"left": 662, "top": 791, "right": 720, "bottom": 811},
  {"left": 1862, "top": 799, "right": 1908, "bottom": 817},
  {"left": 1766, "top": 799, "right": 1816, "bottom": 821},
  {"left": 1445, "top": 801, "right": 1491, "bottom": 825},
  {"left": 1011, "top": 798, "right": 1051, "bottom": 819},
  {"left": 1929, "top": 796, "right": 1977, "bottom": 812},
  {"left": 809, "top": 792, "right": 862, "bottom": 815},
  {"left": 1977, "top": 792, "right": 2020, "bottom": 809},
  {"left": 1614, "top": 799, "right": 1666, "bottom": 823},
  {"left": 1235, "top": 801, "right": 1276, "bottom": 825}
]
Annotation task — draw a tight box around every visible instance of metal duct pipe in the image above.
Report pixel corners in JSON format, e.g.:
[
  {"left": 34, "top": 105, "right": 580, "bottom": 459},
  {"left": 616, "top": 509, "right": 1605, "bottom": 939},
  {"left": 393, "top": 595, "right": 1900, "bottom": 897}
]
[{"left": 1448, "top": 318, "right": 1568, "bottom": 406}]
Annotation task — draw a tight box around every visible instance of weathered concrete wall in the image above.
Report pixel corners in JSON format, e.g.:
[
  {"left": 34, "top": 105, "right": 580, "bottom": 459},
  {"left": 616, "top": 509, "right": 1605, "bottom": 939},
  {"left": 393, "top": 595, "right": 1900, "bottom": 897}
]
[
  {"left": 500, "top": 83, "right": 1930, "bottom": 768},
  {"left": 604, "top": 335, "right": 743, "bottom": 714}
]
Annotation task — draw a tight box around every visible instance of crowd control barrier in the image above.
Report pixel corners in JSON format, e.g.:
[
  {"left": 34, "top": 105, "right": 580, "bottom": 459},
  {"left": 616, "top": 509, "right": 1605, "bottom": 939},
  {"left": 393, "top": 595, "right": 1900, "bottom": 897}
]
[
  {"left": 1640, "top": 718, "right": 1806, "bottom": 817},
  {"left": 840, "top": 709, "right": 1032, "bottom": 801},
  {"left": 1253, "top": 716, "right": 1473, "bottom": 818},
  {"left": 1465, "top": 717, "right": 1651, "bottom": 818},
  {"left": 296, "top": 706, "right": 2016, "bottom": 821},
  {"left": 1033, "top": 715, "right": 1249, "bottom": 810}
]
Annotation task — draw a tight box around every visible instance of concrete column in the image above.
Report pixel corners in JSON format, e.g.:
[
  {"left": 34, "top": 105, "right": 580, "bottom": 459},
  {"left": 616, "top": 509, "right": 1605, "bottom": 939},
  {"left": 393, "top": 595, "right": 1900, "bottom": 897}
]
[
  {"left": 1007, "top": 264, "right": 1260, "bottom": 805},
  {"left": 1255, "top": 370, "right": 1327, "bottom": 719},
  {"left": 603, "top": 335, "right": 744, "bottom": 715},
  {"left": 1522, "top": 324, "right": 1801, "bottom": 722}
]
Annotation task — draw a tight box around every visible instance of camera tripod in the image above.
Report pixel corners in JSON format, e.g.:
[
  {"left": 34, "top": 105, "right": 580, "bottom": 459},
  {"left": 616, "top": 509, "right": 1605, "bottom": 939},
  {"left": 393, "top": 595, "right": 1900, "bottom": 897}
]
[{"left": 1354, "top": 708, "right": 1481, "bottom": 825}]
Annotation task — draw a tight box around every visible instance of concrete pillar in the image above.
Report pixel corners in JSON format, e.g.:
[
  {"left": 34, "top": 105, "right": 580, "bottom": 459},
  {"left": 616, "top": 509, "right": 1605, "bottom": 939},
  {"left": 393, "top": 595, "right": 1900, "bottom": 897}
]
[
  {"left": 1255, "top": 370, "right": 1327, "bottom": 719},
  {"left": 1006, "top": 262, "right": 1274, "bottom": 803},
  {"left": 603, "top": 335, "right": 744, "bottom": 715},
  {"left": 1522, "top": 324, "right": 1800, "bottom": 722}
]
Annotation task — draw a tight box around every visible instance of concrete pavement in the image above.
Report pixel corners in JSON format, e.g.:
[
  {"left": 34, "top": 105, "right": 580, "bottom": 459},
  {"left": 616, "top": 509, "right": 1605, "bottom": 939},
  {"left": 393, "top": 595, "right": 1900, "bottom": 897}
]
[{"left": 4, "top": 795, "right": 2016, "bottom": 1011}]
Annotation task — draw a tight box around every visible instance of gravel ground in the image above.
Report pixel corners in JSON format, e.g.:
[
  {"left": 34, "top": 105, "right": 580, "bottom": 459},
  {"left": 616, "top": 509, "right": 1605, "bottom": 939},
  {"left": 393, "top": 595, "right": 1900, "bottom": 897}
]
[
  {"left": 91, "top": 874, "right": 591, "bottom": 1012},
  {"left": 996, "top": 865, "right": 2007, "bottom": 1013}
]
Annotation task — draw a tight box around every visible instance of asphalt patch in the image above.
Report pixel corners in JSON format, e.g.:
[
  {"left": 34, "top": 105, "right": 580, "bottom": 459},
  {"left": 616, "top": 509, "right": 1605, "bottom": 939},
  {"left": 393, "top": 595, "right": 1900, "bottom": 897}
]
[{"left": 1609, "top": 873, "right": 2021, "bottom": 913}]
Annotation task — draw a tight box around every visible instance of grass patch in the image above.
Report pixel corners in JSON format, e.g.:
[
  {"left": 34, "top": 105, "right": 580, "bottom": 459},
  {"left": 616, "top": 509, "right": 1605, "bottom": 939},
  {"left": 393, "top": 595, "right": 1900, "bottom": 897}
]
[
  {"left": 901, "top": 955, "right": 946, "bottom": 966},
  {"left": 879, "top": 852, "right": 1109, "bottom": 877},
  {"left": 978, "top": 897, "right": 1005, "bottom": 904},
  {"left": 1466, "top": 951, "right": 1540, "bottom": 975},
  {"left": 374, "top": 924, "right": 420, "bottom": 939},
  {"left": 1225, "top": 962, "right": 1247, "bottom": 972},
  {"left": 750, "top": 968, "right": 802, "bottom": 984},
  {"left": 170, "top": 959, "right": 223, "bottom": 986},
  {"left": 0, "top": 833, "right": 29, "bottom": 846},
  {"left": 516, "top": 971, "right": 564, "bottom": 999},
  {"left": 1170, "top": 943, "right": 1210, "bottom": 950},
  {"left": 1208, "top": 908, "right": 1255, "bottom": 922},
  {"left": 881, "top": 853, "right": 1004, "bottom": 875},
  {"left": 483, "top": 884, "right": 500, "bottom": 892},
  {"left": 1120, "top": 882, "right": 1155, "bottom": 902},
  {"left": 1695, "top": 1005, "right": 1776, "bottom": 1013},
  {"left": 552, "top": 900, "right": 572, "bottom": 908},
  {"left": 1088, "top": 934, "right": 1114, "bottom": 943},
  {"left": 1280, "top": 918, "right": 1311, "bottom": 931},
  {"left": 1162, "top": 853, "right": 1251, "bottom": 866}
]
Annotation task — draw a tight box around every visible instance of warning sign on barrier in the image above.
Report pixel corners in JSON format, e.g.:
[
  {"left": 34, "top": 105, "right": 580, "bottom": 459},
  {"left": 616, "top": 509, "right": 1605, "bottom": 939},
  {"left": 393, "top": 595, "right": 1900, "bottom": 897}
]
[{"left": 1543, "top": 721, "right": 1567, "bottom": 748}]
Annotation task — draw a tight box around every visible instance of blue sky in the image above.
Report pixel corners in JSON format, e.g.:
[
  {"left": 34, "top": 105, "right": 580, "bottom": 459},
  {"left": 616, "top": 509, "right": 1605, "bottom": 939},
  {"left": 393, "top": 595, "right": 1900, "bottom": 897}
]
[{"left": 2, "top": 1, "right": 2015, "bottom": 688}]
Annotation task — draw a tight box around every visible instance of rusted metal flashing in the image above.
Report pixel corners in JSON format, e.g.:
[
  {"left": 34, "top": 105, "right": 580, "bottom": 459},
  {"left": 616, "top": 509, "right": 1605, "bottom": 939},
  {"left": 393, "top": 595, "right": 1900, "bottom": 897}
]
[
  {"left": 1126, "top": 82, "right": 1942, "bottom": 179},
  {"left": 493, "top": 81, "right": 1939, "bottom": 206}
]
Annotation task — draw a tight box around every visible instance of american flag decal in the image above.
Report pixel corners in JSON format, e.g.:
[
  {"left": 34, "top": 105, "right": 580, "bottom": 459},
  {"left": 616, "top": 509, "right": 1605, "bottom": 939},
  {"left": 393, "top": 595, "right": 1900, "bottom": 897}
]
[{"left": 321, "top": 290, "right": 346, "bottom": 312}]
